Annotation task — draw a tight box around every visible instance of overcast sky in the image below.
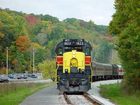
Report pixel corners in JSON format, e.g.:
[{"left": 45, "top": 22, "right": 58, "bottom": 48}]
[{"left": 0, "top": 0, "right": 115, "bottom": 25}]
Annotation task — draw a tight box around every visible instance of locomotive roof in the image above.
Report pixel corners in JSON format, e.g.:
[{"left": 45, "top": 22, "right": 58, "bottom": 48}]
[
  {"left": 92, "top": 61, "right": 112, "bottom": 67},
  {"left": 55, "top": 39, "right": 92, "bottom": 52}
]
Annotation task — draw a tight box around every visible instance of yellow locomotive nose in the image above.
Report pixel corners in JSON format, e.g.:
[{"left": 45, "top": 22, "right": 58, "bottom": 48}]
[{"left": 70, "top": 58, "right": 78, "bottom": 67}]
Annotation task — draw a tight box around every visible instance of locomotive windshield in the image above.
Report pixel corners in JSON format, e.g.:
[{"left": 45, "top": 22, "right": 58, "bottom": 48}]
[{"left": 64, "top": 46, "right": 83, "bottom": 52}]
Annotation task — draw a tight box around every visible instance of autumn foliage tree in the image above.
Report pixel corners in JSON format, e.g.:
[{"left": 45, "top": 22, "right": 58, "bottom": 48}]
[
  {"left": 16, "top": 35, "right": 30, "bottom": 52},
  {"left": 25, "top": 15, "right": 39, "bottom": 26}
]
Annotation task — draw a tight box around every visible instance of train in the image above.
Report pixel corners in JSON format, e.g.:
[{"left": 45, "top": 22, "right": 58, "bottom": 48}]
[
  {"left": 92, "top": 62, "right": 124, "bottom": 81},
  {"left": 55, "top": 39, "right": 124, "bottom": 93},
  {"left": 55, "top": 39, "right": 92, "bottom": 92}
]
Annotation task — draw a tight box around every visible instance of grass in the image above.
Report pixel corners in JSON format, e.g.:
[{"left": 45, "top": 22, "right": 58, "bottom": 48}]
[
  {"left": 100, "top": 83, "right": 140, "bottom": 105},
  {"left": 0, "top": 82, "right": 55, "bottom": 105}
]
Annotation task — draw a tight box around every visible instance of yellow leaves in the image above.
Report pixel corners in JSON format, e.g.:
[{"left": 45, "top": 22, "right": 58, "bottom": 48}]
[
  {"left": 16, "top": 35, "right": 31, "bottom": 52},
  {"left": 0, "top": 11, "right": 15, "bottom": 25},
  {"left": 0, "top": 32, "right": 4, "bottom": 39},
  {"left": 12, "top": 59, "right": 18, "bottom": 65},
  {"left": 31, "top": 42, "right": 43, "bottom": 49},
  {"left": 38, "top": 60, "right": 56, "bottom": 79},
  {"left": 0, "top": 20, "right": 4, "bottom": 39},
  {"left": 0, "top": 67, "right": 7, "bottom": 74},
  {"left": 41, "top": 21, "right": 53, "bottom": 34},
  {"left": 0, "top": 20, "right": 3, "bottom": 28}
]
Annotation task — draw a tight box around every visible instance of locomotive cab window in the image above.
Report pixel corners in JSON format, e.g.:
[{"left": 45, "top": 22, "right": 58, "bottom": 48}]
[
  {"left": 85, "top": 47, "right": 90, "bottom": 55},
  {"left": 64, "top": 47, "right": 72, "bottom": 52},
  {"left": 57, "top": 48, "right": 63, "bottom": 55}
]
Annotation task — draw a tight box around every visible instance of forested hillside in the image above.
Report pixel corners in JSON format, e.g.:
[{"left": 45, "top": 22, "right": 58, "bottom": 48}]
[{"left": 0, "top": 8, "right": 114, "bottom": 77}]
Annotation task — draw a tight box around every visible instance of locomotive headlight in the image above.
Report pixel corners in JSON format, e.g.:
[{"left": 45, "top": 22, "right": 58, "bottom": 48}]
[
  {"left": 73, "top": 52, "right": 76, "bottom": 54},
  {"left": 65, "top": 69, "right": 68, "bottom": 73},
  {"left": 70, "top": 58, "right": 78, "bottom": 67}
]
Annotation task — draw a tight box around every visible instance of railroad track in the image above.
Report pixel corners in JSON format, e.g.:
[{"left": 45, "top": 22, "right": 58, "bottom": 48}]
[{"left": 63, "top": 93, "right": 102, "bottom": 105}]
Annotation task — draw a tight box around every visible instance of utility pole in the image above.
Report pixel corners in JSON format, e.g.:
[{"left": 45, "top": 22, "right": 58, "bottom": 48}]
[
  {"left": 32, "top": 48, "right": 35, "bottom": 73},
  {"left": 6, "top": 47, "right": 9, "bottom": 74}
]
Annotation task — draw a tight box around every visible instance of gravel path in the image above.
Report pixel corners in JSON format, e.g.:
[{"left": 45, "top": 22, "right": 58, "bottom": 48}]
[
  {"left": 20, "top": 80, "right": 121, "bottom": 105},
  {"left": 20, "top": 85, "right": 67, "bottom": 105}
]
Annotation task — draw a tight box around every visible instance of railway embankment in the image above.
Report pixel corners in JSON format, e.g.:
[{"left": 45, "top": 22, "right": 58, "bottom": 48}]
[{"left": 88, "top": 80, "right": 122, "bottom": 105}]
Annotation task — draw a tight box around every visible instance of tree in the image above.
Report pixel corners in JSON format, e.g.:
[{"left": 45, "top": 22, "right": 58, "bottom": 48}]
[
  {"left": 38, "top": 59, "right": 56, "bottom": 80},
  {"left": 0, "top": 10, "right": 17, "bottom": 48},
  {"left": 16, "top": 35, "right": 31, "bottom": 52},
  {"left": 95, "top": 40, "right": 112, "bottom": 63},
  {"left": 25, "top": 15, "right": 39, "bottom": 26},
  {"left": 0, "top": 10, "right": 17, "bottom": 69},
  {"left": 39, "top": 14, "right": 59, "bottom": 23},
  {"left": 109, "top": 0, "right": 140, "bottom": 91}
]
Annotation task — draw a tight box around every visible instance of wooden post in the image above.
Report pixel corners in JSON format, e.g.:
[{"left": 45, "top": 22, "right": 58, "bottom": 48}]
[{"left": 6, "top": 47, "right": 9, "bottom": 74}]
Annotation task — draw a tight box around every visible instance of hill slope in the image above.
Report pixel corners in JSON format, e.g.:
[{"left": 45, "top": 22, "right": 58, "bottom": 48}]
[{"left": 0, "top": 8, "right": 113, "bottom": 73}]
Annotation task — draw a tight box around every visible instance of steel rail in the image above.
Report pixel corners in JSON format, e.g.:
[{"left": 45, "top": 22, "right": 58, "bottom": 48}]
[
  {"left": 83, "top": 93, "right": 103, "bottom": 105},
  {"left": 63, "top": 93, "right": 74, "bottom": 105},
  {"left": 63, "top": 92, "right": 103, "bottom": 105}
]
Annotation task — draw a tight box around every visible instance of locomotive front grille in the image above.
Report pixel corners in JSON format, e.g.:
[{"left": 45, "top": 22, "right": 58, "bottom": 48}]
[
  {"left": 69, "top": 79, "right": 80, "bottom": 87},
  {"left": 71, "top": 67, "right": 79, "bottom": 73}
]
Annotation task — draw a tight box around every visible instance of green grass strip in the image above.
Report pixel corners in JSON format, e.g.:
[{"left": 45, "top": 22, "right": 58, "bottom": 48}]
[
  {"left": 0, "top": 82, "right": 55, "bottom": 105},
  {"left": 100, "top": 83, "right": 140, "bottom": 105}
]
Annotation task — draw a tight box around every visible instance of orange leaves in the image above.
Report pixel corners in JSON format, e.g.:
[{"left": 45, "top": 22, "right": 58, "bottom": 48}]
[
  {"left": 16, "top": 35, "right": 30, "bottom": 52},
  {"left": 0, "top": 32, "right": 4, "bottom": 39}
]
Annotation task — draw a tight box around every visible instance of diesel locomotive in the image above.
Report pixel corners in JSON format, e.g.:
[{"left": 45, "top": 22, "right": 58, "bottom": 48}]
[{"left": 55, "top": 39, "right": 92, "bottom": 92}]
